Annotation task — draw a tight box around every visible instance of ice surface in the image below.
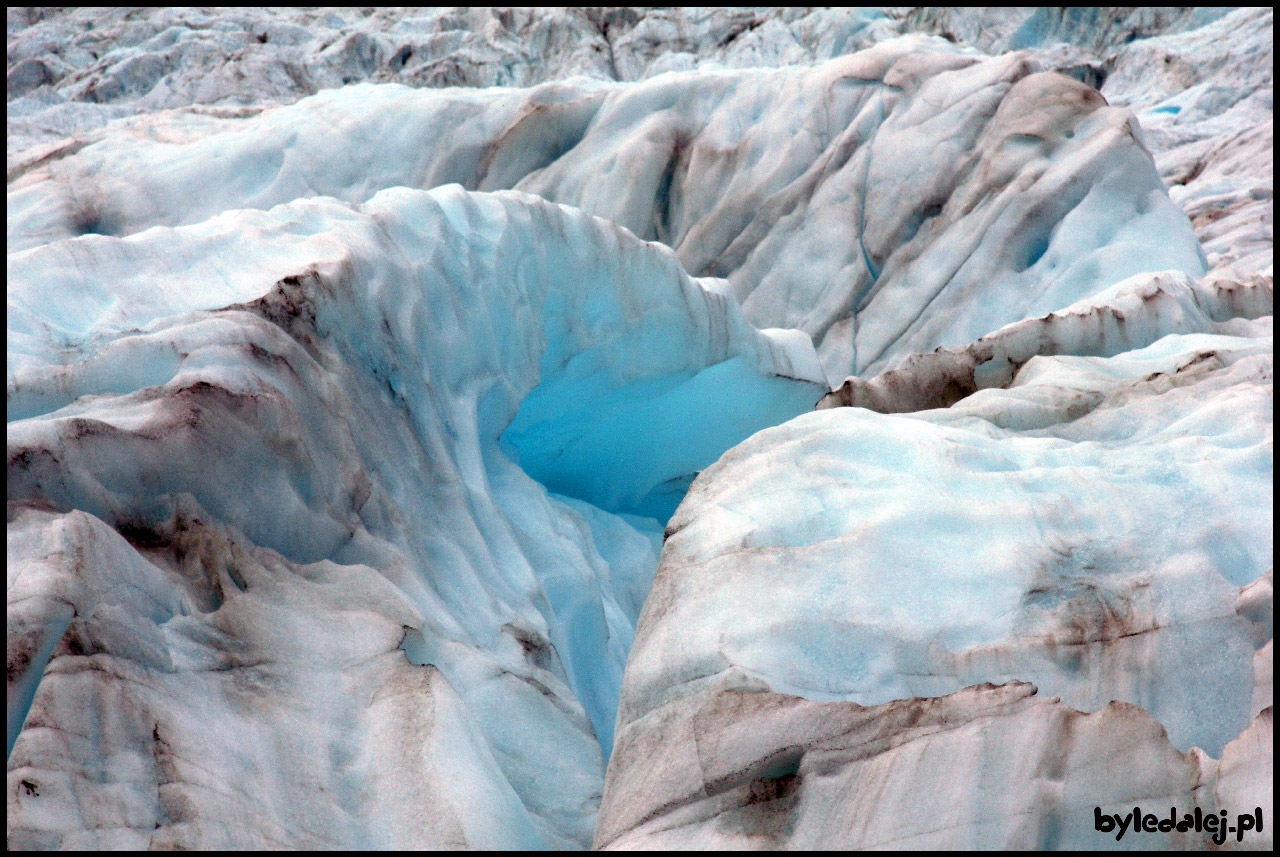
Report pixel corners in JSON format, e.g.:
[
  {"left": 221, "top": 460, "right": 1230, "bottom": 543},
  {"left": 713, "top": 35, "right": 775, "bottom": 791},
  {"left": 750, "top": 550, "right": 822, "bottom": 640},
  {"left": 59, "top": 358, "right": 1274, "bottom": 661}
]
[
  {"left": 6, "top": 186, "right": 821, "bottom": 848},
  {"left": 8, "top": 35, "right": 1205, "bottom": 382},
  {"left": 623, "top": 301, "right": 1272, "bottom": 743},
  {"left": 5, "top": 7, "right": 904, "bottom": 161},
  {"left": 7, "top": 6, "right": 1274, "bottom": 852},
  {"left": 598, "top": 682, "right": 1273, "bottom": 850},
  {"left": 819, "top": 269, "right": 1273, "bottom": 413},
  {"left": 604, "top": 276, "right": 1273, "bottom": 846}
]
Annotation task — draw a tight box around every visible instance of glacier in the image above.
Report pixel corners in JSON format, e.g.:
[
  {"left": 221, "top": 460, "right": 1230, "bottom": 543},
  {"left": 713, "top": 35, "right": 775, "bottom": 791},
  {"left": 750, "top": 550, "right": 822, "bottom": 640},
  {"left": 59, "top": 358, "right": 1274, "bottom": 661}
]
[
  {"left": 8, "top": 29, "right": 1210, "bottom": 381},
  {"left": 8, "top": 186, "right": 823, "bottom": 847},
  {"left": 7, "top": 6, "right": 1274, "bottom": 851},
  {"left": 604, "top": 299, "right": 1272, "bottom": 846}
]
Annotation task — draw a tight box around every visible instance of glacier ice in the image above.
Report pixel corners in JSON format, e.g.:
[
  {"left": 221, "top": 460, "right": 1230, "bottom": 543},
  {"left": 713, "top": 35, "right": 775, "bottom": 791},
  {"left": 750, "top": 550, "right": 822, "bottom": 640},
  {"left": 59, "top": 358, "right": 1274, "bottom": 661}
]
[
  {"left": 620, "top": 305, "right": 1271, "bottom": 749},
  {"left": 7, "top": 185, "right": 821, "bottom": 848},
  {"left": 8, "top": 35, "right": 1207, "bottom": 382},
  {"left": 5, "top": 6, "right": 904, "bottom": 159},
  {"left": 602, "top": 279, "right": 1273, "bottom": 847},
  {"left": 598, "top": 682, "right": 1272, "bottom": 850},
  {"left": 818, "top": 269, "right": 1273, "bottom": 413},
  {"left": 7, "top": 5, "right": 1274, "bottom": 852}
]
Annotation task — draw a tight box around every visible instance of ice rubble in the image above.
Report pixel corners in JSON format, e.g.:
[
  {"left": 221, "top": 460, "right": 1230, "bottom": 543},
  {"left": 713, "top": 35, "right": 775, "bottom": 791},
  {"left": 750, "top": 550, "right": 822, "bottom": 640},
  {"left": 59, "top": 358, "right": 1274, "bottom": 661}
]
[
  {"left": 4, "top": 7, "right": 1240, "bottom": 163},
  {"left": 5, "top": 6, "right": 904, "bottom": 160},
  {"left": 7, "top": 5, "right": 1275, "bottom": 853}
]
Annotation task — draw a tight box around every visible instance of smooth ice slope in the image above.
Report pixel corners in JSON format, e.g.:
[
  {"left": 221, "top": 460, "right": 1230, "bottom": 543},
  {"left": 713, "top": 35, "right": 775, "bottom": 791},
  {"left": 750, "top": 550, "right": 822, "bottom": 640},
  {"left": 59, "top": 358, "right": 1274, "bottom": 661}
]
[
  {"left": 8, "top": 37, "right": 1205, "bottom": 381},
  {"left": 6, "top": 186, "right": 822, "bottom": 848}
]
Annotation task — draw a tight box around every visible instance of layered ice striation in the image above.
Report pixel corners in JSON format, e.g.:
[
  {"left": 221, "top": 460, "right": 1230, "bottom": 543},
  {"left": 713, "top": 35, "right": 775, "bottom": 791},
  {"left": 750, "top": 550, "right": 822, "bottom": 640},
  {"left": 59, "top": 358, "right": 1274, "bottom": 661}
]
[
  {"left": 599, "top": 684, "right": 1273, "bottom": 849},
  {"left": 7, "top": 5, "right": 1275, "bottom": 852}
]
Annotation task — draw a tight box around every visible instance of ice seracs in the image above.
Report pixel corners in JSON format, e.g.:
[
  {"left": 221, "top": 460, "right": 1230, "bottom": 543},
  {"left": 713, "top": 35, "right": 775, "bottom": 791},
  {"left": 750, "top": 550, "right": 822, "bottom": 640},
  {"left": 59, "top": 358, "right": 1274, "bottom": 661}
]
[{"left": 6, "top": 7, "right": 904, "bottom": 161}]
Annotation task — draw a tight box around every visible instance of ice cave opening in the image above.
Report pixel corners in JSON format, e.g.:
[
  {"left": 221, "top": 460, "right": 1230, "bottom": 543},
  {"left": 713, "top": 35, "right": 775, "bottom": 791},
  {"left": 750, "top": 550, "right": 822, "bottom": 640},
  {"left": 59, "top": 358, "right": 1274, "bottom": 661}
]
[{"left": 494, "top": 343, "right": 826, "bottom": 756}]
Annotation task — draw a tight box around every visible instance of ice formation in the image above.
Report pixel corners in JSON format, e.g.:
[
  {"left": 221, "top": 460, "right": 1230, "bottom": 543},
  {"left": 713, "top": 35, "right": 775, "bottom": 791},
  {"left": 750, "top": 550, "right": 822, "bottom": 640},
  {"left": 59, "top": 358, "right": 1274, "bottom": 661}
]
[
  {"left": 599, "top": 684, "right": 1274, "bottom": 849},
  {"left": 7, "top": 6, "right": 1273, "bottom": 851},
  {"left": 8, "top": 27, "right": 1208, "bottom": 382},
  {"left": 606, "top": 305, "right": 1269, "bottom": 849},
  {"left": 7, "top": 185, "right": 823, "bottom": 847}
]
